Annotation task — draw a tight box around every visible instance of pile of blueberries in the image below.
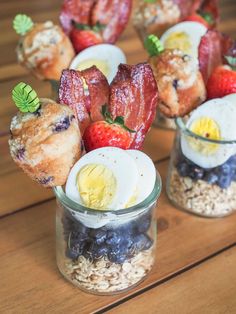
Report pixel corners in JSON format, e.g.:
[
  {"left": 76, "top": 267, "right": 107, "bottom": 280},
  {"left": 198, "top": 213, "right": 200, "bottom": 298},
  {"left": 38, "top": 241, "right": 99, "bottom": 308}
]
[
  {"left": 176, "top": 151, "right": 236, "bottom": 189},
  {"left": 62, "top": 211, "right": 153, "bottom": 264}
]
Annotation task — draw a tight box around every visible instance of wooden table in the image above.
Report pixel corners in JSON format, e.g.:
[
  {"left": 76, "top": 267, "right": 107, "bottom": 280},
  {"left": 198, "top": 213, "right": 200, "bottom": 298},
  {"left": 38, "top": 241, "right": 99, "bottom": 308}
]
[{"left": 0, "top": 1, "right": 236, "bottom": 313}]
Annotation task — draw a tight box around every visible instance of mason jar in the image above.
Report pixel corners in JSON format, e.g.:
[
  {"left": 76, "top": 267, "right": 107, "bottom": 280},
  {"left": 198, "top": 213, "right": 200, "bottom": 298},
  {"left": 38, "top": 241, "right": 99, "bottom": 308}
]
[
  {"left": 167, "top": 118, "right": 236, "bottom": 217},
  {"left": 54, "top": 173, "right": 161, "bottom": 295}
]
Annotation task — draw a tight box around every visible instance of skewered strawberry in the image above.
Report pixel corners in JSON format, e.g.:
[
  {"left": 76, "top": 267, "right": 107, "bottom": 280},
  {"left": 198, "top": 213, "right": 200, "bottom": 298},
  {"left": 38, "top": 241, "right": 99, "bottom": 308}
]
[
  {"left": 207, "top": 63, "right": 236, "bottom": 99},
  {"left": 70, "top": 22, "right": 103, "bottom": 53},
  {"left": 83, "top": 105, "right": 134, "bottom": 151}
]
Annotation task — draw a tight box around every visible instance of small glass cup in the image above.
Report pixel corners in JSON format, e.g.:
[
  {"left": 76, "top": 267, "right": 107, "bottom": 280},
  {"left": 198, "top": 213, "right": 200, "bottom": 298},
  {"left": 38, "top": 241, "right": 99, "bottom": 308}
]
[
  {"left": 167, "top": 118, "right": 236, "bottom": 217},
  {"left": 54, "top": 173, "right": 161, "bottom": 295}
]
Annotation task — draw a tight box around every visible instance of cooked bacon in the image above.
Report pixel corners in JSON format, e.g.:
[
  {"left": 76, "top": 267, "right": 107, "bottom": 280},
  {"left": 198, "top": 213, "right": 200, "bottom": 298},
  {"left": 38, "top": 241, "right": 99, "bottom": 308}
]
[
  {"left": 59, "top": 69, "right": 90, "bottom": 133},
  {"left": 198, "top": 30, "right": 222, "bottom": 84},
  {"left": 60, "top": 0, "right": 132, "bottom": 43},
  {"left": 91, "top": 0, "right": 132, "bottom": 43},
  {"left": 60, "top": 0, "right": 96, "bottom": 34},
  {"left": 81, "top": 66, "right": 110, "bottom": 121},
  {"left": 109, "top": 63, "right": 158, "bottom": 149}
]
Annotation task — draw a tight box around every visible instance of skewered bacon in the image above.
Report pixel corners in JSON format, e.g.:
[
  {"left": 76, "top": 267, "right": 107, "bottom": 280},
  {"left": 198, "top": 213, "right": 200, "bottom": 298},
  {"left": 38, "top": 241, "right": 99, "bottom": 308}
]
[
  {"left": 60, "top": 0, "right": 132, "bottom": 43},
  {"left": 59, "top": 67, "right": 109, "bottom": 134},
  {"left": 109, "top": 63, "right": 158, "bottom": 149}
]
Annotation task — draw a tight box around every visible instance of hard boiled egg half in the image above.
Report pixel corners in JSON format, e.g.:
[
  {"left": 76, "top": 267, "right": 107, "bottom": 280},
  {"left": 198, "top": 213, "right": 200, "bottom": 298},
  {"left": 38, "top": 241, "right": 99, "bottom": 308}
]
[
  {"left": 160, "top": 21, "right": 207, "bottom": 62},
  {"left": 66, "top": 147, "right": 156, "bottom": 211},
  {"left": 70, "top": 44, "right": 126, "bottom": 83},
  {"left": 181, "top": 98, "right": 236, "bottom": 168}
]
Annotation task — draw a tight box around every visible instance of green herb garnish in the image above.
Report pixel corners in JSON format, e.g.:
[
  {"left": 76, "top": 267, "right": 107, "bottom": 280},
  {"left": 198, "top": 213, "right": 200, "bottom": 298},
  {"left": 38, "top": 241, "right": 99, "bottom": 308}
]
[
  {"left": 12, "top": 82, "right": 40, "bottom": 113},
  {"left": 13, "top": 14, "right": 34, "bottom": 36},
  {"left": 144, "top": 34, "right": 164, "bottom": 57}
]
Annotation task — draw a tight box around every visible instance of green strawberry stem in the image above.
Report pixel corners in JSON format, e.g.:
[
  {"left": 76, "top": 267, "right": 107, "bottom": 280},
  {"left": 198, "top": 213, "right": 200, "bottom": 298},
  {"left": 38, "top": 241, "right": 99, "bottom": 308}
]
[
  {"left": 12, "top": 82, "right": 40, "bottom": 113},
  {"left": 101, "top": 105, "right": 136, "bottom": 133},
  {"left": 13, "top": 14, "right": 34, "bottom": 36},
  {"left": 72, "top": 20, "right": 106, "bottom": 32},
  {"left": 144, "top": 0, "right": 157, "bottom": 3},
  {"left": 144, "top": 34, "right": 164, "bottom": 57},
  {"left": 198, "top": 11, "right": 214, "bottom": 25}
]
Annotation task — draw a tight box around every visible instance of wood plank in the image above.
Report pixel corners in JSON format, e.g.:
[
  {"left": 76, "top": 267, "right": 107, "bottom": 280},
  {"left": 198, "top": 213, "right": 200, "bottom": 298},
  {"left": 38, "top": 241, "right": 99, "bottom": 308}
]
[
  {"left": 0, "top": 160, "right": 236, "bottom": 313},
  {"left": 0, "top": 128, "right": 174, "bottom": 217},
  {"left": 109, "top": 247, "right": 236, "bottom": 314}
]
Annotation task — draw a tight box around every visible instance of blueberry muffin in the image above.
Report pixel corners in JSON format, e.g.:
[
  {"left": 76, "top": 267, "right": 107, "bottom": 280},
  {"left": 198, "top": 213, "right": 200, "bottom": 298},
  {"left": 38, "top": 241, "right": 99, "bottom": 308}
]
[
  {"left": 15, "top": 18, "right": 75, "bottom": 80},
  {"left": 9, "top": 98, "right": 81, "bottom": 187}
]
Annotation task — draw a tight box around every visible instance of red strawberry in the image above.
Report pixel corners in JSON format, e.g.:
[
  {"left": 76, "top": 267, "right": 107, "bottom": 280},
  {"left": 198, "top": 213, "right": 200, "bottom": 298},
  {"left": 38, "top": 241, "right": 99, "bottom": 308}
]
[
  {"left": 184, "top": 12, "right": 213, "bottom": 29},
  {"left": 70, "top": 28, "right": 102, "bottom": 53},
  {"left": 207, "top": 65, "right": 236, "bottom": 99},
  {"left": 83, "top": 105, "right": 134, "bottom": 152}
]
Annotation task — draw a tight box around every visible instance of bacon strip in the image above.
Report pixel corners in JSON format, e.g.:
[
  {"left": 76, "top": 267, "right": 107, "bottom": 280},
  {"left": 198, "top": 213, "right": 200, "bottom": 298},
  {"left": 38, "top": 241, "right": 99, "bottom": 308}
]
[
  {"left": 109, "top": 63, "right": 158, "bottom": 149},
  {"left": 91, "top": 0, "right": 132, "bottom": 43},
  {"left": 59, "top": 69, "right": 90, "bottom": 134},
  {"left": 198, "top": 30, "right": 222, "bottom": 84},
  {"left": 81, "top": 66, "right": 110, "bottom": 121},
  {"left": 60, "top": 0, "right": 96, "bottom": 34}
]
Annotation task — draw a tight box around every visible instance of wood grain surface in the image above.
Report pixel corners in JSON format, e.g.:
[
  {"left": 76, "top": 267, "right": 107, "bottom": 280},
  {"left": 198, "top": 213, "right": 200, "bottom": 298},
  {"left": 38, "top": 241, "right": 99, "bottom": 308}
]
[{"left": 0, "top": 0, "right": 236, "bottom": 313}]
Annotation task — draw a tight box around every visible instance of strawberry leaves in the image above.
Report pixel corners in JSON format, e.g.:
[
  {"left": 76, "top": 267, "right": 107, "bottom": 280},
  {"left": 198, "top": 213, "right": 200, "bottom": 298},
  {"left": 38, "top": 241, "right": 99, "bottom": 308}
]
[{"left": 102, "top": 105, "right": 135, "bottom": 133}]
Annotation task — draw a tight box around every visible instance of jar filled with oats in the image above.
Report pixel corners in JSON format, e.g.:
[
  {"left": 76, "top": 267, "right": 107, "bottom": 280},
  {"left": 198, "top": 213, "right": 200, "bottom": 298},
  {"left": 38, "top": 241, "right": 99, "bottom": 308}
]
[
  {"left": 54, "top": 146, "right": 161, "bottom": 295},
  {"left": 167, "top": 102, "right": 236, "bottom": 218},
  {"left": 54, "top": 176, "right": 161, "bottom": 294}
]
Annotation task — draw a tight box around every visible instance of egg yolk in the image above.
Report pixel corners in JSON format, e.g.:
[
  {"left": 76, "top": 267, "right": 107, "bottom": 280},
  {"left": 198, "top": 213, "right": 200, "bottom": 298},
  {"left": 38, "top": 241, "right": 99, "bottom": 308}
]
[
  {"left": 164, "top": 32, "right": 192, "bottom": 55},
  {"left": 77, "top": 59, "right": 110, "bottom": 78},
  {"left": 188, "top": 117, "right": 221, "bottom": 154},
  {"left": 77, "top": 164, "right": 117, "bottom": 210}
]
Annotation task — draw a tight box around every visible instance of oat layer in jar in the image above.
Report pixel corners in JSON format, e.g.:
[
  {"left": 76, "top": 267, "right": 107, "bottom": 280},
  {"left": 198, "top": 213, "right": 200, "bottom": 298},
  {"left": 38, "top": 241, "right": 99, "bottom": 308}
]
[
  {"left": 54, "top": 174, "right": 161, "bottom": 295},
  {"left": 167, "top": 109, "right": 236, "bottom": 218}
]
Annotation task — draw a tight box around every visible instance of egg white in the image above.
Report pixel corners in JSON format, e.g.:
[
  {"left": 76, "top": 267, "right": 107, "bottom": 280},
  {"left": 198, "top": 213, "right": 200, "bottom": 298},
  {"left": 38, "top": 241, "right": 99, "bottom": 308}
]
[
  {"left": 70, "top": 44, "right": 126, "bottom": 83},
  {"left": 160, "top": 21, "right": 207, "bottom": 62},
  {"left": 181, "top": 98, "right": 236, "bottom": 168},
  {"left": 65, "top": 147, "right": 139, "bottom": 210},
  {"left": 127, "top": 150, "right": 156, "bottom": 204}
]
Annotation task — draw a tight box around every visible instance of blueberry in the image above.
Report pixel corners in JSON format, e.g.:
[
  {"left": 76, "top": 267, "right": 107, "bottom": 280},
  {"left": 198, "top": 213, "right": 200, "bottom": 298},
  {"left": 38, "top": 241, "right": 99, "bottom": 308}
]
[
  {"left": 219, "top": 163, "right": 232, "bottom": 175},
  {"left": 37, "top": 176, "right": 54, "bottom": 185},
  {"left": 177, "top": 162, "right": 189, "bottom": 177},
  {"left": 189, "top": 167, "right": 204, "bottom": 180},
  {"left": 93, "top": 244, "right": 109, "bottom": 259},
  {"left": 218, "top": 174, "right": 232, "bottom": 189},
  {"left": 136, "top": 214, "right": 151, "bottom": 233},
  {"left": 133, "top": 234, "right": 153, "bottom": 252},
  {"left": 108, "top": 246, "right": 127, "bottom": 264},
  {"left": 16, "top": 147, "right": 25, "bottom": 160},
  {"left": 106, "top": 231, "right": 122, "bottom": 246},
  {"left": 227, "top": 155, "right": 236, "bottom": 170},
  {"left": 53, "top": 116, "right": 70, "bottom": 132},
  {"left": 205, "top": 172, "right": 218, "bottom": 184},
  {"left": 89, "top": 229, "right": 107, "bottom": 245},
  {"left": 67, "top": 241, "right": 86, "bottom": 259}
]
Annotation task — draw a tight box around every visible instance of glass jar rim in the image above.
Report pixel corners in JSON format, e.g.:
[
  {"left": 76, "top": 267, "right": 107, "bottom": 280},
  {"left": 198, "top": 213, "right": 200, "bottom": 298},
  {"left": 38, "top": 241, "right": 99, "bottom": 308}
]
[
  {"left": 53, "top": 171, "right": 162, "bottom": 216},
  {"left": 175, "top": 117, "right": 236, "bottom": 145}
]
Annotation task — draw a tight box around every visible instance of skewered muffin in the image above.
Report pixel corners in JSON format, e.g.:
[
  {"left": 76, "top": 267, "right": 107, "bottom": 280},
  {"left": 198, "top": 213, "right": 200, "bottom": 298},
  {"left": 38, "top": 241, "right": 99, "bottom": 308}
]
[
  {"left": 150, "top": 49, "right": 206, "bottom": 117},
  {"left": 14, "top": 15, "right": 75, "bottom": 80},
  {"left": 133, "top": 0, "right": 181, "bottom": 42},
  {"left": 9, "top": 96, "right": 81, "bottom": 187}
]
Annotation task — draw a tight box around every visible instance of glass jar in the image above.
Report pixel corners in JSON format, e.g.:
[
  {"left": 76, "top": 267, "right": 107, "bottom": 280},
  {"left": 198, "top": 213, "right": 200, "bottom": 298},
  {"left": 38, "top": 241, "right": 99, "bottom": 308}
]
[
  {"left": 153, "top": 110, "right": 176, "bottom": 130},
  {"left": 53, "top": 174, "right": 161, "bottom": 295},
  {"left": 167, "top": 118, "right": 236, "bottom": 217}
]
